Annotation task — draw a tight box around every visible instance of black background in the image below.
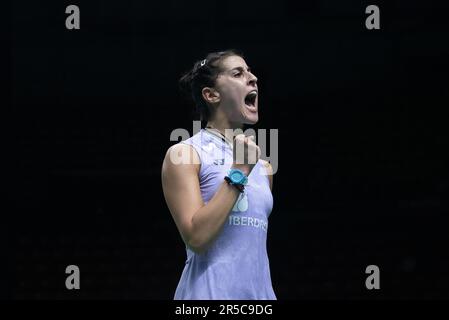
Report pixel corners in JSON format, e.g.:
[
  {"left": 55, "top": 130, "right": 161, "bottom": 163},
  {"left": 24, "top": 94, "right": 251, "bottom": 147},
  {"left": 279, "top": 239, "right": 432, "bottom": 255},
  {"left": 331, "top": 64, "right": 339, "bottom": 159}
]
[{"left": 11, "top": 0, "right": 449, "bottom": 299}]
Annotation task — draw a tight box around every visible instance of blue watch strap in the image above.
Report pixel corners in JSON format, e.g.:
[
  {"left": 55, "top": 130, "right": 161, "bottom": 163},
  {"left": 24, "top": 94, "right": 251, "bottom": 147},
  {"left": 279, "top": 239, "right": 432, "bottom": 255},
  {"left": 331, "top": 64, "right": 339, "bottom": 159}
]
[{"left": 224, "top": 176, "right": 245, "bottom": 193}]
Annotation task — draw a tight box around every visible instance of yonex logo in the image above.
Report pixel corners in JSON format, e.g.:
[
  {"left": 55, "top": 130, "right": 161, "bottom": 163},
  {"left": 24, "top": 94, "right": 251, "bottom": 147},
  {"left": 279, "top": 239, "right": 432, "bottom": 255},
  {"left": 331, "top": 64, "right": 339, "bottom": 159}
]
[{"left": 213, "top": 159, "right": 225, "bottom": 165}]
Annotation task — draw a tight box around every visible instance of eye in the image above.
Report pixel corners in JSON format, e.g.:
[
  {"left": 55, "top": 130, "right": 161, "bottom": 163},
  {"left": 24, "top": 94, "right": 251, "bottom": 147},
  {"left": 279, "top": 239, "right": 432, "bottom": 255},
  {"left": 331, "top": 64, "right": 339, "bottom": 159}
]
[{"left": 234, "top": 72, "right": 242, "bottom": 77}]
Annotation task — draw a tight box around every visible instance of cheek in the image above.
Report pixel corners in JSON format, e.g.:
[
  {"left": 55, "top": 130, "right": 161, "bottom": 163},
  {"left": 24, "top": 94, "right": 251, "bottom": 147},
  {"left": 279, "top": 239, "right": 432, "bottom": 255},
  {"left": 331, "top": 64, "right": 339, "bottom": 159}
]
[
  {"left": 221, "top": 88, "right": 239, "bottom": 103},
  {"left": 218, "top": 81, "right": 241, "bottom": 101}
]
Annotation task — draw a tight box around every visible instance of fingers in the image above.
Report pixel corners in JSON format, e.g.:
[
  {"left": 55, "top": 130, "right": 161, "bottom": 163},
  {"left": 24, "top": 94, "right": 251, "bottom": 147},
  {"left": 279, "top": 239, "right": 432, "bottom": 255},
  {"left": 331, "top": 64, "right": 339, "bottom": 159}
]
[
  {"left": 232, "top": 134, "right": 260, "bottom": 168},
  {"left": 234, "top": 134, "right": 256, "bottom": 149},
  {"left": 234, "top": 134, "right": 254, "bottom": 141},
  {"left": 243, "top": 135, "right": 255, "bottom": 145},
  {"left": 234, "top": 134, "right": 246, "bottom": 144}
]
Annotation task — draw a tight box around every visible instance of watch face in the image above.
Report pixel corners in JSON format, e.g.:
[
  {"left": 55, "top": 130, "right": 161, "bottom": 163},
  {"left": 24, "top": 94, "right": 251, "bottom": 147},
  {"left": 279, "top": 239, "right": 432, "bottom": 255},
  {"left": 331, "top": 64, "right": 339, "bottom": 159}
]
[{"left": 230, "top": 171, "right": 244, "bottom": 183}]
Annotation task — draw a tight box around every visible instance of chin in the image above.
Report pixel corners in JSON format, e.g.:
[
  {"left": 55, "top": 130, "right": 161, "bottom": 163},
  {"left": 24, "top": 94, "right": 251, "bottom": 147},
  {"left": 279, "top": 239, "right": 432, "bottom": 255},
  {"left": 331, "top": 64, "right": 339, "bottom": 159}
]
[{"left": 244, "top": 114, "right": 259, "bottom": 124}]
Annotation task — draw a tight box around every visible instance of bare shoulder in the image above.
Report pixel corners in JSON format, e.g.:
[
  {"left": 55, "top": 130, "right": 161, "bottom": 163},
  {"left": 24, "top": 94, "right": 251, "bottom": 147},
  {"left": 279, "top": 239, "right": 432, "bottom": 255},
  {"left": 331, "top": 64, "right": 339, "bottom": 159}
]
[
  {"left": 162, "top": 143, "right": 201, "bottom": 174},
  {"left": 165, "top": 142, "right": 196, "bottom": 157}
]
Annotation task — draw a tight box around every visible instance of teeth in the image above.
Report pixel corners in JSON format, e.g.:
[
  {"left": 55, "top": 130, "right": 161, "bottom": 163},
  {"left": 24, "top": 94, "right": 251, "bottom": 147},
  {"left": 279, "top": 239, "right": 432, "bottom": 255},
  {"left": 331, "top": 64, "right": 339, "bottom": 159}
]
[{"left": 247, "top": 91, "right": 257, "bottom": 98}]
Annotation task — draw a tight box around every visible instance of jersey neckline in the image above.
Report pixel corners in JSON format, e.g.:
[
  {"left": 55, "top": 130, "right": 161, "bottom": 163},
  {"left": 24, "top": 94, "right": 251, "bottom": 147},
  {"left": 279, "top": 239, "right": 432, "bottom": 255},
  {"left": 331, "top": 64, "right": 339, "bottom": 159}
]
[{"left": 202, "top": 128, "right": 233, "bottom": 149}]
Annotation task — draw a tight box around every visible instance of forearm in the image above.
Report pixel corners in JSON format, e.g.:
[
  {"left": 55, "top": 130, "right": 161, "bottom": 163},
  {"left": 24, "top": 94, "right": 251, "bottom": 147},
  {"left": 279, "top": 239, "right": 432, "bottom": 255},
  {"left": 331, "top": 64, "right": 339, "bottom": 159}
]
[{"left": 187, "top": 180, "right": 240, "bottom": 253}]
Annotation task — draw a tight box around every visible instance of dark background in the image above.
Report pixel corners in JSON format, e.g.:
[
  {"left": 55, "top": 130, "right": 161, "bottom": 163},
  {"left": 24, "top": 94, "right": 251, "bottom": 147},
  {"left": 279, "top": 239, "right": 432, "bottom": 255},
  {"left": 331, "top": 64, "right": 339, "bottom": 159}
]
[{"left": 11, "top": 0, "right": 449, "bottom": 299}]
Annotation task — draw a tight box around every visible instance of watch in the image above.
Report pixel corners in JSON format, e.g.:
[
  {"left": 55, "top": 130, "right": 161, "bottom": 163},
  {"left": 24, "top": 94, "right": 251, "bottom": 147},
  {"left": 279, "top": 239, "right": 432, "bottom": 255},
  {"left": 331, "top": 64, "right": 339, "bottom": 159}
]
[{"left": 224, "top": 168, "right": 248, "bottom": 193}]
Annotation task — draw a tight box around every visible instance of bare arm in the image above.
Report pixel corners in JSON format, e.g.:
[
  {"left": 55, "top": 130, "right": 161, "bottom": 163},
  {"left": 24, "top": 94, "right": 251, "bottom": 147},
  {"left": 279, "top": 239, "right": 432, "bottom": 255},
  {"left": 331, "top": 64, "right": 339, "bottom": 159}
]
[{"left": 161, "top": 143, "right": 241, "bottom": 254}]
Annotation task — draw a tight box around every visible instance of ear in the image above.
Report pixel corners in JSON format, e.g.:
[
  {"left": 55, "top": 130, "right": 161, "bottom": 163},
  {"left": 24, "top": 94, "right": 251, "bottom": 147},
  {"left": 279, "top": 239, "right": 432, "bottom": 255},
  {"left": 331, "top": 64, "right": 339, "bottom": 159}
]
[{"left": 201, "top": 87, "right": 220, "bottom": 104}]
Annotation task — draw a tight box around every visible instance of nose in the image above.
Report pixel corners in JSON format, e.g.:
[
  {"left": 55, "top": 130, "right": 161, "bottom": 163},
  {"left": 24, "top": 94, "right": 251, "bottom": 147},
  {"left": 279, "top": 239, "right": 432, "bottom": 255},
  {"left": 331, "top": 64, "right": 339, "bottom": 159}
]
[{"left": 248, "top": 71, "right": 258, "bottom": 86}]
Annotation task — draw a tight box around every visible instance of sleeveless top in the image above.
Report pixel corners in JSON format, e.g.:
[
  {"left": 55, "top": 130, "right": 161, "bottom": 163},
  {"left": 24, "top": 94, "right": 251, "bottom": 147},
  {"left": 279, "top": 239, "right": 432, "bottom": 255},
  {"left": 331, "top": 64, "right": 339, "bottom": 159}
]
[{"left": 173, "top": 128, "right": 276, "bottom": 300}]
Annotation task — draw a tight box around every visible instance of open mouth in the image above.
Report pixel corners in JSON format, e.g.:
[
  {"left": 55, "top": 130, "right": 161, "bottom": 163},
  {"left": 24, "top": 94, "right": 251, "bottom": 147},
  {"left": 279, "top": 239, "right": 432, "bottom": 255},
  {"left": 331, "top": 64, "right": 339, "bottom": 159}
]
[{"left": 244, "top": 90, "right": 258, "bottom": 109}]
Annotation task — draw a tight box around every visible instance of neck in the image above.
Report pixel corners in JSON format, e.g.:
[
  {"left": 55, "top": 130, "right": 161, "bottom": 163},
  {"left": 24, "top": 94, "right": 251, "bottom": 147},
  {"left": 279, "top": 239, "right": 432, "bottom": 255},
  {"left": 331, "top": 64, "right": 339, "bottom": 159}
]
[
  {"left": 206, "top": 115, "right": 244, "bottom": 136},
  {"left": 205, "top": 116, "right": 244, "bottom": 148}
]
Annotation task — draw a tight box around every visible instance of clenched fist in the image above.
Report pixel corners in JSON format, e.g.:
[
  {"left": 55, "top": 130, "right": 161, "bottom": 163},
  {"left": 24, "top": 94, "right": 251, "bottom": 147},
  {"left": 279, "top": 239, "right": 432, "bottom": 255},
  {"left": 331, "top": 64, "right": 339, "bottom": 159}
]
[{"left": 232, "top": 134, "right": 261, "bottom": 176}]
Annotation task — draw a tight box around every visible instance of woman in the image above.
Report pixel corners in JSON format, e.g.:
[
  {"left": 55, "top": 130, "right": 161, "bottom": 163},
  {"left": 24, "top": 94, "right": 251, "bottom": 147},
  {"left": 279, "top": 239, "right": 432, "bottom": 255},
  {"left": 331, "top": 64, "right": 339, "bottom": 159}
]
[{"left": 161, "top": 50, "right": 276, "bottom": 300}]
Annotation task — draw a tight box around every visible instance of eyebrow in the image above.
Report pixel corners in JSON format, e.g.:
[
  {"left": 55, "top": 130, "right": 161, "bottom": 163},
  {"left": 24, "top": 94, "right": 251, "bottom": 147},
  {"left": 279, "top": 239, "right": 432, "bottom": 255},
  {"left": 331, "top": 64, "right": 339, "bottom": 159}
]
[{"left": 230, "top": 66, "right": 251, "bottom": 72}]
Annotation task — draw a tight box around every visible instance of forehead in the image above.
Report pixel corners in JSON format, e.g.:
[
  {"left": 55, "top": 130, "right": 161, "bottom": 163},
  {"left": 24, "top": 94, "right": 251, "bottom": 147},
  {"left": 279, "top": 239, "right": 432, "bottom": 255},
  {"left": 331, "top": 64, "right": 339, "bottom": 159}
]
[{"left": 220, "top": 55, "right": 248, "bottom": 71}]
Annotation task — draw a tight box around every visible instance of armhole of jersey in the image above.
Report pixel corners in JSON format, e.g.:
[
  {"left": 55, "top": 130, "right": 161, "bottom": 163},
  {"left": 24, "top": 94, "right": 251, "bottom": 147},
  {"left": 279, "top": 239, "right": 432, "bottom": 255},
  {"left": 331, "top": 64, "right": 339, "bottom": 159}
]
[
  {"left": 180, "top": 141, "right": 203, "bottom": 177},
  {"left": 260, "top": 160, "right": 272, "bottom": 191}
]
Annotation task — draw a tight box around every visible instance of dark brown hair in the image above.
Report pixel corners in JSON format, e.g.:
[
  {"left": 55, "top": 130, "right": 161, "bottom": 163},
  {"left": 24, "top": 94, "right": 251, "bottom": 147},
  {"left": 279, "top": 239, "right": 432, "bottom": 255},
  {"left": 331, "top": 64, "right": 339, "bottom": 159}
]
[{"left": 179, "top": 49, "right": 244, "bottom": 121}]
